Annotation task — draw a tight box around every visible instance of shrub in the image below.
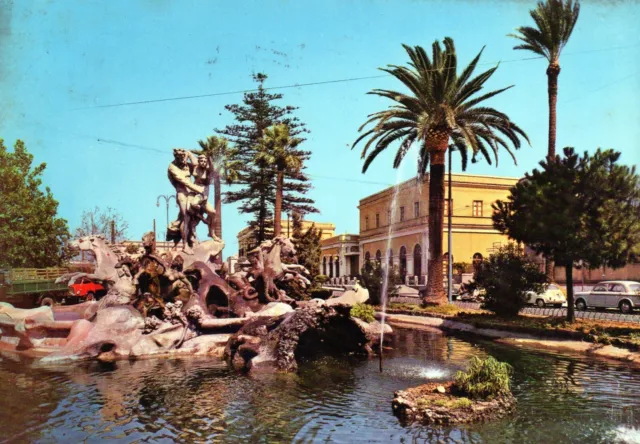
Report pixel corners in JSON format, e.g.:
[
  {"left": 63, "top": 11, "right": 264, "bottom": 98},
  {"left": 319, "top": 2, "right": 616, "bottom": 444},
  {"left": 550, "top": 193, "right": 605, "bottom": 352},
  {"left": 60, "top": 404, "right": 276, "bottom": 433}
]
[
  {"left": 454, "top": 356, "right": 513, "bottom": 400},
  {"left": 468, "top": 244, "right": 547, "bottom": 317},
  {"left": 358, "top": 260, "right": 401, "bottom": 305},
  {"left": 351, "top": 303, "right": 376, "bottom": 323},
  {"left": 124, "top": 243, "right": 140, "bottom": 255},
  {"left": 314, "top": 274, "right": 329, "bottom": 286},
  {"left": 309, "top": 288, "right": 333, "bottom": 300}
]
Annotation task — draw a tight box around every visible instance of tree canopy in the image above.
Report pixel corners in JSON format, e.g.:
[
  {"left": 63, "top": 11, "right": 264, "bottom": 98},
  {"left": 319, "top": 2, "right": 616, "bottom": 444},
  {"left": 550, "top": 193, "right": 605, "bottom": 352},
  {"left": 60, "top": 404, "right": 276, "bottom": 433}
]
[
  {"left": 74, "top": 206, "right": 129, "bottom": 243},
  {"left": 216, "top": 73, "right": 317, "bottom": 244},
  {"left": 493, "top": 147, "right": 640, "bottom": 321},
  {"left": 0, "top": 139, "right": 71, "bottom": 268}
]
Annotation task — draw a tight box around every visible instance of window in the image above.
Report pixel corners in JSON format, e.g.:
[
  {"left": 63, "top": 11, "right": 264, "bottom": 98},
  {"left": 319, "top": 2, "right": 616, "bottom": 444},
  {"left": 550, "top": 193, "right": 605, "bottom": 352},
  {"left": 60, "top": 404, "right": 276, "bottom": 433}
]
[
  {"left": 444, "top": 199, "right": 453, "bottom": 217},
  {"left": 414, "top": 202, "right": 420, "bottom": 218},
  {"left": 388, "top": 209, "right": 392, "bottom": 225},
  {"left": 593, "top": 285, "right": 608, "bottom": 292},
  {"left": 365, "top": 216, "right": 369, "bottom": 230},
  {"left": 375, "top": 213, "right": 380, "bottom": 228},
  {"left": 472, "top": 200, "right": 483, "bottom": 217},
  {"left": 400, "top": 206, "right": 405, "bottom": 222},
  {"left": 610, "top": 284, "right": 625, "bottom": 293}
]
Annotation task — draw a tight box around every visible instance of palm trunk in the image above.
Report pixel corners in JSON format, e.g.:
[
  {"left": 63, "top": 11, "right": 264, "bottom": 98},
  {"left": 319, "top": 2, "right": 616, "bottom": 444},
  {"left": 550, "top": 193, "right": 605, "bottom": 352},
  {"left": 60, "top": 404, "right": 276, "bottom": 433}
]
[
  {"left": 213, "top": 174, "right": 222, "bottom": 238},
  {"left": 424, "top": 131, "right": 449, "bottom": 305},
  {"left": 565, "top": 260, "right": 575, "bottom": 323},
  {"left": 274, "top": 170, "right": 283, "bottom": 237},
  {"left": 546, "top": 62, "right": 560, "bottom": 280},
  {"left": 546, "top": 62, "right": 560, "bottom": 161}
]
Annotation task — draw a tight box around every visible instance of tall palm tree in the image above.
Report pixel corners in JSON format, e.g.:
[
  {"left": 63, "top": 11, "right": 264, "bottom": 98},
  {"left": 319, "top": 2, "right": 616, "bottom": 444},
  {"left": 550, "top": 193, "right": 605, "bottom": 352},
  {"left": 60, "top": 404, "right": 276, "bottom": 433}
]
[
  {"left": 510, "top": 0, "right": 580, "bottom": 280},
  {"left": 510, "top": 0, "right": 580, "bottom": 160},
  {"left": 197, "top": 136, "right": 241, "bottom": 240},
  {"left": 256, "top": 124, "right": 303, "bottom": 237},
  {"left": 353, "top": 38, "right": 529, "bottom": 305}
]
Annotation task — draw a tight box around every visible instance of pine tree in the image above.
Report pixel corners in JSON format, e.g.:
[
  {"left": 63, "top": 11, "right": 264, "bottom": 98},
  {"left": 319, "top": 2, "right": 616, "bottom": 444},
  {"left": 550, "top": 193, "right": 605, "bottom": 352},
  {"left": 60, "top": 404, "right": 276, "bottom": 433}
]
[
  {"left": 290, "top": 212, "right": 322, "bottom": 279},
  {"left": 216, "top": 73, "right": 317, "bottom": 244}
]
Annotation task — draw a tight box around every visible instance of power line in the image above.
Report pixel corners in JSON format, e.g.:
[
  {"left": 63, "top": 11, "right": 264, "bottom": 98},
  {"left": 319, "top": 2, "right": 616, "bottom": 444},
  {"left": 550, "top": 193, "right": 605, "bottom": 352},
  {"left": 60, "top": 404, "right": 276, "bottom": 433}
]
[{"left": 72, "top": 43, "right": 640, "bottom": 110}]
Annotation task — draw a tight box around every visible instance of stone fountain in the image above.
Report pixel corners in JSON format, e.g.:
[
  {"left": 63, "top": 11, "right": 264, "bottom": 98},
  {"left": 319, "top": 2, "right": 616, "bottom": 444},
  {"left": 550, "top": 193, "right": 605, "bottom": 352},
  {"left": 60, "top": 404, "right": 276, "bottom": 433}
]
[{"left": 0, "top": 148, "right": 391, "bottom": 372}]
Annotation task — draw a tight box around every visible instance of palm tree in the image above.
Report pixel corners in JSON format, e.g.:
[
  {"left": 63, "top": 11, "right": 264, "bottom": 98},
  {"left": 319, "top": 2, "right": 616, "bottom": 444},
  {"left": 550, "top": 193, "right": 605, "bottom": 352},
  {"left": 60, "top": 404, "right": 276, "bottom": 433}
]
[
  {"left": 510, "top": 0, "right": 580, "bottom": 160},
  {"left": 353, "top": 38, "right": 529, "bottom": 305},
  {"left": 197, "top": 136, "right": 241, "bottom": 240},
  {"left": 510, "top": 0, "right": 580, "bottom": 280},
  {"left": 256, "top": 124, "right": 303, "bottom": 237}
]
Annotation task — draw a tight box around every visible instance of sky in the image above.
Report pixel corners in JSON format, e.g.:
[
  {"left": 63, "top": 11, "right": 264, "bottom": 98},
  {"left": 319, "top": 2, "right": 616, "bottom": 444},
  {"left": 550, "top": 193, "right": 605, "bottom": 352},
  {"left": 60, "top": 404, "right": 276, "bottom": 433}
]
[{"left": 1, "top": 0, "right": 639, "bottom": 255}]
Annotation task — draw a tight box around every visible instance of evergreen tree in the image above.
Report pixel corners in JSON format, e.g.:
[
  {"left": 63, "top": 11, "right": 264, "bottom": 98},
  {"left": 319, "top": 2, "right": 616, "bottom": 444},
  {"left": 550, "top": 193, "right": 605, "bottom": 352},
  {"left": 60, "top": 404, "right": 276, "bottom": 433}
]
[
  {"left": 0, "top": 139, "right": 71, "bottom": 267},
  {"left": 493, "top": 147, "right": 640, "bottom": 322},
  {"left": 290, "top": 212, "right": 322, "bottom": 279},
  {"left": 216, "top": 73, "right": 317, "bottom": 244}
]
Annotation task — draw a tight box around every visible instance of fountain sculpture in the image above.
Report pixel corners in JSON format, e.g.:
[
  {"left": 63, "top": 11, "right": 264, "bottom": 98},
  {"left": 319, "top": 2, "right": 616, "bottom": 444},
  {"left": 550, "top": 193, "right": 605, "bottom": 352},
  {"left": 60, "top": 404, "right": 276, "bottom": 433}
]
[{"left": 0, "top": 148, "right": 391, "bottom": 371}]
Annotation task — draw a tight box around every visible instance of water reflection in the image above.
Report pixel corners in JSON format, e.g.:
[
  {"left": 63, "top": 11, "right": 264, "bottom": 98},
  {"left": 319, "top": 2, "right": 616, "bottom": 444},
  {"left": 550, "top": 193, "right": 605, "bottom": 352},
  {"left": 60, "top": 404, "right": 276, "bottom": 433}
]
[{"left": 0, "top": 327, "right": 639, "bottom": 443}]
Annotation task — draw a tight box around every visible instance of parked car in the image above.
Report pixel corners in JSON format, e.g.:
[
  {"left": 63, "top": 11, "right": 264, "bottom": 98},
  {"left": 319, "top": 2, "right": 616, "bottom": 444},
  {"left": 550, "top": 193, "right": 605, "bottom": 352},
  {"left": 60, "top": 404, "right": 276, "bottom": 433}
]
[
  {"left": 526, "top": 283, "right": 566, "bottom": 308},
  {"left": 69, "top": 277, "right": 105, "bottom": 302},
  {"left": 574, "top": 281, "right": 640, "bottom": 314}
]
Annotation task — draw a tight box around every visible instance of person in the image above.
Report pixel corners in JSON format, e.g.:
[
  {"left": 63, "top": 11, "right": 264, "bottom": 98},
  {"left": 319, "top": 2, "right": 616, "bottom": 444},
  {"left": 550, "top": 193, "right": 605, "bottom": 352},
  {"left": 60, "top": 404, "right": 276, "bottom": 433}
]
[{"left": 167, "top": 148, "right": 205, "bottom": 254}]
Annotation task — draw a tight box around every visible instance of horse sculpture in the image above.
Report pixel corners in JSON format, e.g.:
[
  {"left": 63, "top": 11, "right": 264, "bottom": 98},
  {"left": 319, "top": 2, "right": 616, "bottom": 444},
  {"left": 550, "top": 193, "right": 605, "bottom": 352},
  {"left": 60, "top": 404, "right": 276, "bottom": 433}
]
[{"left": 245, "top": 236, "right": 311, "bottom": 303}]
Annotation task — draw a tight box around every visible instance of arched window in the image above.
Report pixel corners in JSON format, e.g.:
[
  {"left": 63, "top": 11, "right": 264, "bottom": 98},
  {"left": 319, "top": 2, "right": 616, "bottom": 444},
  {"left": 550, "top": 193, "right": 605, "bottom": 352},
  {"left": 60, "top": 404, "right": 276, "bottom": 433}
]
[
  {"left": 322, "top": 257, "right": 327, "bottom": 276},
  {"left": 335, "top": 256, "right": 340, "bottom": 277},
  {"left": 387, "top": 248, "right": 393, "bottom": 268},
  {"left": 399, "top": 246, "right": 407, "bottom": 279},
  {"left": 413, "top": 244, "right": 422, "bottom": 276},
  {"left": 329, "top": 257, "right": 334, "bottom": 278},
  {"left": 375, "top": 249, "right": 382, "bottom": 264}
]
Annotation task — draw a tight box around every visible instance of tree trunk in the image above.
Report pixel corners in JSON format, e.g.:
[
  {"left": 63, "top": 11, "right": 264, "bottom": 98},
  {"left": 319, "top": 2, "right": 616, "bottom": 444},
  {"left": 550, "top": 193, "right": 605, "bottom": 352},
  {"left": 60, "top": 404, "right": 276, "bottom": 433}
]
[
  {"left": 545, "top": 62, "right": 560, "bottom": 280},
  {"left": 546, "top": 62, "right": 560, "bottom": 161},
  {"left": 274, "top": 170, "right": 283, "bottom": 237},
  {"left": 213, "top": 173, "right": 222, "bottom": 239},
  {"left": 424, "top": 131, "right": 449, "bottom": 305},
  {"left": 565, "top": 260, "right": 575, "bottom": 323}
]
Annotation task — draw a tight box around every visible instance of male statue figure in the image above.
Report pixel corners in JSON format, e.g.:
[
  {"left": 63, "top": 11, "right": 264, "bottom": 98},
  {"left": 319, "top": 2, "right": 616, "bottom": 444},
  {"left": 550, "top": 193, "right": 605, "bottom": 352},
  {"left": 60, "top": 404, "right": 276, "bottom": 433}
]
[{"left": 168, "top": 148, "right": 204, "bottom": 254}]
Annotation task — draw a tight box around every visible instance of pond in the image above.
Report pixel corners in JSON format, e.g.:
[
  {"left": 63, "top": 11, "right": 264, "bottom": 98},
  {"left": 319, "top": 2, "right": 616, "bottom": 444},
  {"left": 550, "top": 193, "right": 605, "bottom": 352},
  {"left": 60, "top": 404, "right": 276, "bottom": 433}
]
[{"left": 1, "top": 326, "right": 639, "bottom": 443}]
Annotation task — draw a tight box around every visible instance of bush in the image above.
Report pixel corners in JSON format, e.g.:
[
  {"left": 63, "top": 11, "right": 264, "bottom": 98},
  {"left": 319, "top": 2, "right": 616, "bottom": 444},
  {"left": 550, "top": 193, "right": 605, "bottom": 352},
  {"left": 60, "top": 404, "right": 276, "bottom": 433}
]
[
  {"left": 468, "top": 244, "right": 547, "bottom": 317},
  {"left": 314, "top": 274, "right": 329, "bottom": 286},
  {"left": 351, "top": 303, "right": 376, "bottom": 323},
  {"left": 454, "top": 356, "right": 512, "bottom": 400},
  {"left": 309, "top": 288, "right": 333, "bottom": 300},
  {"left": 358, "top": 260, "right": 402, "bottom": 305},
  {"left": 124, "top": 243, "right": 140, "bottom": 255}
]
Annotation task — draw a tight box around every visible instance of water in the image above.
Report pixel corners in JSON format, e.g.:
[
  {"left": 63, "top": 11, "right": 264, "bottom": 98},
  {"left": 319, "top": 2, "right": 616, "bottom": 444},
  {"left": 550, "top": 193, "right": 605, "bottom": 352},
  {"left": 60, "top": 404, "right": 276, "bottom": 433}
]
[
  {"left": 379, "top": 180, "right": 402, "bottom": 367},
  {"left": 1, "top": 327, "right": 640, "bottom": 443}
]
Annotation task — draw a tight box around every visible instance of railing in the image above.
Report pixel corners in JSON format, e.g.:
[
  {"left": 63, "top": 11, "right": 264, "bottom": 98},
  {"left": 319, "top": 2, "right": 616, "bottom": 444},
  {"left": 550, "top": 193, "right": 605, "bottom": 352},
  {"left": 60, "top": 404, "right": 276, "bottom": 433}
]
[{"left": 9, "top": 268, "right": 69, "bottom": 282}]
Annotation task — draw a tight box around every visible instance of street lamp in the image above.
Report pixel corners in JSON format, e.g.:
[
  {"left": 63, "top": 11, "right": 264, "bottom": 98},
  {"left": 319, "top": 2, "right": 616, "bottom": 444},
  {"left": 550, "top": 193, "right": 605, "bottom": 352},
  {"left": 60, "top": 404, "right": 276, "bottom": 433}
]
[{"left": 157, "top": 194, "right": 176, "bottom": 238}]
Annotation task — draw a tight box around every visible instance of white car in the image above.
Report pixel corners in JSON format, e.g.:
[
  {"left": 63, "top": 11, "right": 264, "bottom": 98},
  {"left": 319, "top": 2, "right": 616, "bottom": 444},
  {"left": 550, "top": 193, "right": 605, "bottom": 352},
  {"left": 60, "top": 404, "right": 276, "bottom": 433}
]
[
  {"left": 574, "top": 281, "right": 640, "bottom": 314},
  {"left": 526, "top": 283, "right": 566, "bottom": 308}
]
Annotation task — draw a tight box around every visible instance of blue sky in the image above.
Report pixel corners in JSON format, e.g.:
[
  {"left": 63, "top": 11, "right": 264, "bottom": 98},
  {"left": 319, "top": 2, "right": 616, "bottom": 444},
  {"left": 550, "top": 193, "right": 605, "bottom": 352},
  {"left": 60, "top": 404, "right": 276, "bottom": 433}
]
[{"left": 1, "top": 0, "right": 639, "bottom": 255}]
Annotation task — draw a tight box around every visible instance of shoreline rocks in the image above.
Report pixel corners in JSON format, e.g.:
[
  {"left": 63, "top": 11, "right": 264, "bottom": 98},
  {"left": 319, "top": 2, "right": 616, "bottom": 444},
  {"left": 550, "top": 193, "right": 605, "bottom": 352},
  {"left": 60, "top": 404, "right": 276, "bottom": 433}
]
[{"left": 392, "top": 382, "right": 516, "bottom": 425}]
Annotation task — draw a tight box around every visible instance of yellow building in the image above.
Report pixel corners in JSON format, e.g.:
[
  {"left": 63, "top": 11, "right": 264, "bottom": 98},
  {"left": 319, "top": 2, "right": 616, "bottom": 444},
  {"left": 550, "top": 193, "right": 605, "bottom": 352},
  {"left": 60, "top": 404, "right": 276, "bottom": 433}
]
[
  {"left": 320, "top": 173, "right": 518, "bottom": 282},
  {"left": 237, "top": 220, "right": 336, "bottom": 257}
]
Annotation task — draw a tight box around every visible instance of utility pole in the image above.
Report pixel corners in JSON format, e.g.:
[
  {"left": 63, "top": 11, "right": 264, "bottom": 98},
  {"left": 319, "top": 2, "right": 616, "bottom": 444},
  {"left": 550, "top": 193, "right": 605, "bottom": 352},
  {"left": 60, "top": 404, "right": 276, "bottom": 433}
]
[
  {"left": 447, "top": 147, "right": 454, "bottom": 303},
  {"left": 110, "top": 220, "right": 116, "bottom": 244}
]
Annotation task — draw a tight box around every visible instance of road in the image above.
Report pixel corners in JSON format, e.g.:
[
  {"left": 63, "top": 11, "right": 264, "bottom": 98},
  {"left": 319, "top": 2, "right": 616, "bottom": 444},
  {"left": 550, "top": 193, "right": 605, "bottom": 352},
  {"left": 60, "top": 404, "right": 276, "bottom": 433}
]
[{"left": 453, "top": 301, "right": 640, "bottom": 324}]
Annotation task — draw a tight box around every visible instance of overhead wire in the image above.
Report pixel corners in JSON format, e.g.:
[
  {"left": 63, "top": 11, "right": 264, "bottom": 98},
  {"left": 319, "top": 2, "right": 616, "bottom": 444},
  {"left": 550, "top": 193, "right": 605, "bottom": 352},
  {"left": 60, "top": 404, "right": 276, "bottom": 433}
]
[{"left": 71, "top": 43, "right": 640, "bottom": 110}]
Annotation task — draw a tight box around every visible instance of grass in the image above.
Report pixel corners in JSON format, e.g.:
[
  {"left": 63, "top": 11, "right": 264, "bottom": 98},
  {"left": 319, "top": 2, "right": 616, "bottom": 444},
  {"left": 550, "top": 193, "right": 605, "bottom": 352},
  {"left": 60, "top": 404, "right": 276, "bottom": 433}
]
[
  {"left": 454, "top": 356, "right": 512, "bottom": 400},
  {"left": 417, "top": 397, "right": 473, "bottom": 410},
  {"left": 351, "top": 303, "right": 376, "bottom": 323},
  {"left": 386, "top": 303, "right": 474, "bottom": 316}
]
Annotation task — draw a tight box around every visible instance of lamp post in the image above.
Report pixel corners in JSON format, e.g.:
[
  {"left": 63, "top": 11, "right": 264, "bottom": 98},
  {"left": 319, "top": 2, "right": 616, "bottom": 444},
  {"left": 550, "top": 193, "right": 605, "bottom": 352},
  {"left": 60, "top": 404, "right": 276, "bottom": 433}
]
[{"left": 156, "top": 194, "right": 176, "bottom": 238}]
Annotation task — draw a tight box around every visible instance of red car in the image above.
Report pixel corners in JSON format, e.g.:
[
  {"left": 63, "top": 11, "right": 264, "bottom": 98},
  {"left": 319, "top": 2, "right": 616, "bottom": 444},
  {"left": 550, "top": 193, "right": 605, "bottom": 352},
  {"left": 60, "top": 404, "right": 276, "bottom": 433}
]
[{"left": 69, "top": 277, "right": 105, "bottom": 301}]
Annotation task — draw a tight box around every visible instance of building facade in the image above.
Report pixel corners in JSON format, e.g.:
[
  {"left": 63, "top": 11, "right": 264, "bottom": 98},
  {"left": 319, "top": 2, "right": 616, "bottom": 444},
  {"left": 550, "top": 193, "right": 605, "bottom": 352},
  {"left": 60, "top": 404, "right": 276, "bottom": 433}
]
[
  {"left": 320, "top": 234, "right": 360, "bottom": 278},
  {"left": 357, "top": 173, "right": 518, "bottom": 283},
  {"left": 237, "top": 220, "right": 336, "bottom": 257}
]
